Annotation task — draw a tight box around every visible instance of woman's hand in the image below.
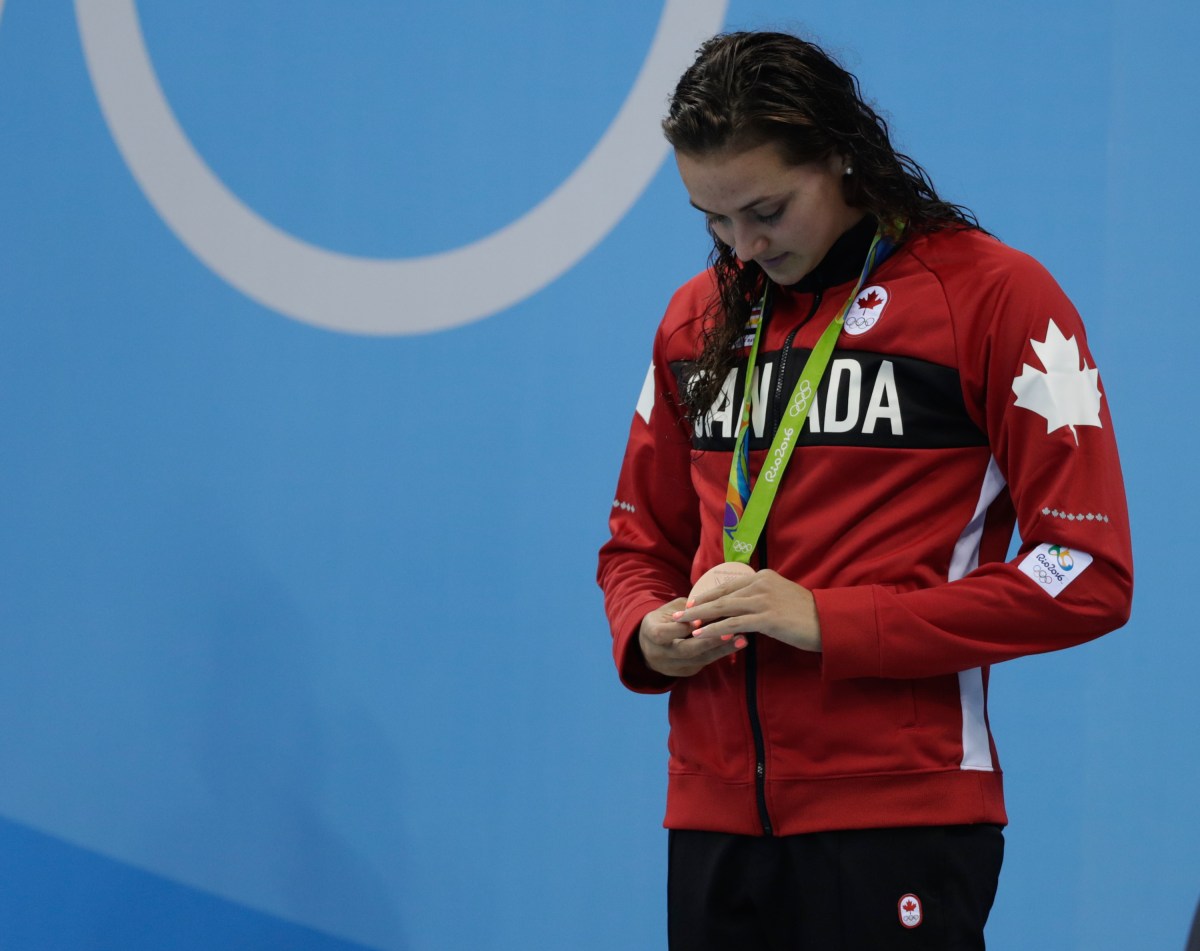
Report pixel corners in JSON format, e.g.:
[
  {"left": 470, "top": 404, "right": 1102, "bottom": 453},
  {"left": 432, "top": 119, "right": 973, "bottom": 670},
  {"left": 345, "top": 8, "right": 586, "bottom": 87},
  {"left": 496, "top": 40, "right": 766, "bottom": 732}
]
[
  {"left": 673, "top": 568, "right": 823, "bottom": 653},
  {"left": 638, "top": 598, "right": 746, "bottom": 677}
]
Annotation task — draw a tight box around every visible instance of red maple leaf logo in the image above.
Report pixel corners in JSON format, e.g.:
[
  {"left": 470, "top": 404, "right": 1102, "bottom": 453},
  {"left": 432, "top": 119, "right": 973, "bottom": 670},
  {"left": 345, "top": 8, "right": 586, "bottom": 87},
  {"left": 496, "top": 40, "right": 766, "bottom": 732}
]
[
  {"left": 857, "top": 289, "right": 884, "bottom": 311},
  {"left": 902, "top": 899, "right": 917, "bottom": 913}
]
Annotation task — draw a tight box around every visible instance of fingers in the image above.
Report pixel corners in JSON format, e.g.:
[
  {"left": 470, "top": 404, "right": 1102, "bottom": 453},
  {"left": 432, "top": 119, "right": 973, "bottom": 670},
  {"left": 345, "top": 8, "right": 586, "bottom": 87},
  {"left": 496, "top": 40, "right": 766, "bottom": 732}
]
[
  {"left": 670, "top": 576, "right": 756, "bottom": 639},
  {"left": 685, "top": 572, "right": 754, "bottom": 609},
  {"left": 639, "top": 569, "right": 819, "bottom": 669},
  {"left": 652, "top": 636, "right": 746, "bottom": 677},
  {"left": 686, "top": 615, "right": 754, "bottom": 644},
  {"left": 672, "top": 569, "right": 822, "bottom": 652},
  {"left": 672, "top": 589, "right": 755, "bottom": 636},
  {"left": 640, "top": 598, "right": 689, "bottom": 647},
  {"left": 639, "top": 598, "right": 748, "bottom": 677}
]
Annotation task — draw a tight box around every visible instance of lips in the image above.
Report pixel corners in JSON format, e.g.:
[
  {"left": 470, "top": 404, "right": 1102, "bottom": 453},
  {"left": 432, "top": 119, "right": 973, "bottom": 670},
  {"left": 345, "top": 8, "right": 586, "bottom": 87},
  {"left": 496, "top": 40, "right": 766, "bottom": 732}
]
[{"left": 760, "top": 253, "right": 789, "bottom": 268}]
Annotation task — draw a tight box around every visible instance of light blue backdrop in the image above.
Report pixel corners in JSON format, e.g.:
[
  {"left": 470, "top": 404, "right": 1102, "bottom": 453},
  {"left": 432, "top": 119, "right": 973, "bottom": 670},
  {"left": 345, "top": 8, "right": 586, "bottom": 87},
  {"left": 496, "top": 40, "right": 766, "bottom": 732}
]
[{"left": 0, "top": 2, "right": 1195, "bottom": 949}]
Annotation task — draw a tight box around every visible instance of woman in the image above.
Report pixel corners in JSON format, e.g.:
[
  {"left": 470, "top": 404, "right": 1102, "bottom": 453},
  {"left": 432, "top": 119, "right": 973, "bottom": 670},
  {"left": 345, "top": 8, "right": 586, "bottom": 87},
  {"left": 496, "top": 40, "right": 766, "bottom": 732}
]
[{"left": 597, "top": 31, "right": 1133, "bottom": 949}]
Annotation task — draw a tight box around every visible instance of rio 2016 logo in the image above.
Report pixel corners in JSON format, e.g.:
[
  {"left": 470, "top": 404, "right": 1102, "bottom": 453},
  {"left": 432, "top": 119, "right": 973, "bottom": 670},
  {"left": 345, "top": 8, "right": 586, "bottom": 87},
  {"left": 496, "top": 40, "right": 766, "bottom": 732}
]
[
  {"left": 73, "top": 0, "right": 729, "bottom": 335},
  {"left": 1048, "top": 545, "right": 1074, "bottom": 570}
]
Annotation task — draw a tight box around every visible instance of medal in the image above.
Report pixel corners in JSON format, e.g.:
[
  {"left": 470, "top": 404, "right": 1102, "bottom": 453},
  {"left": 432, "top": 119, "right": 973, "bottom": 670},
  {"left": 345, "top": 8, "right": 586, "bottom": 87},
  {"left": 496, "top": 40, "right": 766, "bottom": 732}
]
[{"left": 687, "top": 561, "right": 755, "bottom": 602}]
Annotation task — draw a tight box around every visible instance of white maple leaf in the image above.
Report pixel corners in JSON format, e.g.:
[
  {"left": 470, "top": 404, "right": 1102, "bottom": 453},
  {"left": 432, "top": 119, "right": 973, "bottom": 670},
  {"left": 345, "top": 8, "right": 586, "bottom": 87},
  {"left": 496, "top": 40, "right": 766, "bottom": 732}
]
[
  {"left": 636, "top": 362, "right": 655, "bottom": 424},
  {"left": 1011, "top": 319, "right": 1102, "bottom": 444}
]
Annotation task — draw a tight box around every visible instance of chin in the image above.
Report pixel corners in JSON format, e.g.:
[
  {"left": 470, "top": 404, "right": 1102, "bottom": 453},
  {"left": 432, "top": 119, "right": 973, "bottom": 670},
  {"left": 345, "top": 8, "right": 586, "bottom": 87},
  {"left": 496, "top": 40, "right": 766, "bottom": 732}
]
[{"left": 763, "top": 261, "right": 806, "bottom": 284}]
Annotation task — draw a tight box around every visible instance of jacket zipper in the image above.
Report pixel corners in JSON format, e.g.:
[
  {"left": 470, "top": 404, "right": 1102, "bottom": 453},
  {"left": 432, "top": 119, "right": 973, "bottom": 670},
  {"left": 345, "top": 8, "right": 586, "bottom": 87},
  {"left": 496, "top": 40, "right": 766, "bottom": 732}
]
[
  {"left": 773, "top": 288, "right": 823, "bottom": 419},
  {"left": 743, "top": 567, "right": 773, "bottom": 836},
  {"left": 747, "top": 288, "right": 824, "bottom": 837}
]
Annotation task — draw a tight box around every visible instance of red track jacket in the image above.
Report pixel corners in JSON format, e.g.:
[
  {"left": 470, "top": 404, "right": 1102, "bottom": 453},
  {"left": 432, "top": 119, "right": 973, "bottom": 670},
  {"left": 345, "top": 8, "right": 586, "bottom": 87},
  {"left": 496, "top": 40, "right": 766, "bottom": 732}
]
[{"left": 598, "top": 222, "right": 1133, "bottom": 836}]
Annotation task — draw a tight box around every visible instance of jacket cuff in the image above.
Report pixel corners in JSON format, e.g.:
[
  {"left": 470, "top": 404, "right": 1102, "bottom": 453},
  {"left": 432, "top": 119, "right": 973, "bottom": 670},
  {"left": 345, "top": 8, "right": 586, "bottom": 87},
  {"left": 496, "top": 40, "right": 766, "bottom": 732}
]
[{"left": 813, "top": 585, "right": 882, "bottom": 680}]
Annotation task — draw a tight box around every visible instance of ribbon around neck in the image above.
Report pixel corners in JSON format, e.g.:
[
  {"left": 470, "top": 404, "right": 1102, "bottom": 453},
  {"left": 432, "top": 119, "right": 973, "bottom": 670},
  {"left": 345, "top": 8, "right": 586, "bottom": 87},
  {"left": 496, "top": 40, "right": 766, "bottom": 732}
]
[{"left": 722, "top": 221, "right": 904, "bottom": 564}]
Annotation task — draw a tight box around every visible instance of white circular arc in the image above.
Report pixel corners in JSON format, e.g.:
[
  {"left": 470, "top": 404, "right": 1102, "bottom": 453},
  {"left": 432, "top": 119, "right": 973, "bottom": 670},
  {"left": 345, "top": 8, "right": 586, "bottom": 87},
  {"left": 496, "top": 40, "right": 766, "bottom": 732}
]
[{"left": 75, "top": 1, "right": 728, "bottom": 335}]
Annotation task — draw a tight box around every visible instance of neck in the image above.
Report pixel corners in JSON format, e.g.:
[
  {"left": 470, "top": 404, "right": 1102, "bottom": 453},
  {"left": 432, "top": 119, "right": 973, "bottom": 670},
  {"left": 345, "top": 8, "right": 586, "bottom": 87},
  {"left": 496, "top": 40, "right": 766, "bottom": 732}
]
[{"left": 788, "top": 213, "right": 877, "bottom": 292}]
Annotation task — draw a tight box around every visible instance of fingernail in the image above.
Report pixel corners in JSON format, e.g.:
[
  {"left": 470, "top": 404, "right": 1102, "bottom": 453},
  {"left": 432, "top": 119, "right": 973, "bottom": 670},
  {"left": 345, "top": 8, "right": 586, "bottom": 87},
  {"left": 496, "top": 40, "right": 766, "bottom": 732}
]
[
  {"left": 734, "top": 636, "right": 748, "bottom": 649},
  {"left": 671, "top": 611, "right": 684, "bottom": 620},
  {"left": 692, "top": 619, "right": 702, "bottom": 629},
  {"left": 720, "top": 633, "right": 734, "bottom": 642},
  {"left": 685, "top": 600, "right": 695, "bottom": 608}
]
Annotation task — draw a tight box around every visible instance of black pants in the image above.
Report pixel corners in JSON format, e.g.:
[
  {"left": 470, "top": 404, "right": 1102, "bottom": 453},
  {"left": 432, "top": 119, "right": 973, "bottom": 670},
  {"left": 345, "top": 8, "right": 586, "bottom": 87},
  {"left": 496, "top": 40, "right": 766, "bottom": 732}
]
[{"left": 668, "top": 825, "right": 1004, "bottom": 950}]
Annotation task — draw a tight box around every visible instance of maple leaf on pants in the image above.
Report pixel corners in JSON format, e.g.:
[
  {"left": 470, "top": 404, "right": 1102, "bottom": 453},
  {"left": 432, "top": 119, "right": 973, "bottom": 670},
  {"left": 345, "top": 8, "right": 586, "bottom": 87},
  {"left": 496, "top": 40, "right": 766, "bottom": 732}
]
[{"left": 1011, "top": 318, "right": 1103, "bottom": 444}]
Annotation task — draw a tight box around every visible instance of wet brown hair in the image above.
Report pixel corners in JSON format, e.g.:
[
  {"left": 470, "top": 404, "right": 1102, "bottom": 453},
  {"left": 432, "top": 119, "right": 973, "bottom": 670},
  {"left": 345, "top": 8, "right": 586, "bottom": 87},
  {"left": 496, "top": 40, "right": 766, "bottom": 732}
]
[{"left": 663, "top": 31, "right": 979, "bottom": 420}]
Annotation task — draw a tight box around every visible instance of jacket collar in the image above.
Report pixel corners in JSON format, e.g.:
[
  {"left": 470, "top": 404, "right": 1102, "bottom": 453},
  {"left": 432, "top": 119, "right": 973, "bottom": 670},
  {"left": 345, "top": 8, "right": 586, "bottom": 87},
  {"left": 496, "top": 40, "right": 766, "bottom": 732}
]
[{"left": 787, "top": 213, "right": 877, "bottom": 293}]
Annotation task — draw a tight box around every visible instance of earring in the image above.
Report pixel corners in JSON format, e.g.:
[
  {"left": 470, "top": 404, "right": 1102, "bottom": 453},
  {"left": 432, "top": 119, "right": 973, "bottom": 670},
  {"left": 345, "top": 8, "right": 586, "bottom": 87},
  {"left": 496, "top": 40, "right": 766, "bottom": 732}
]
[{"left": 844, "top": 166, "right": 854, "bottom": 176}]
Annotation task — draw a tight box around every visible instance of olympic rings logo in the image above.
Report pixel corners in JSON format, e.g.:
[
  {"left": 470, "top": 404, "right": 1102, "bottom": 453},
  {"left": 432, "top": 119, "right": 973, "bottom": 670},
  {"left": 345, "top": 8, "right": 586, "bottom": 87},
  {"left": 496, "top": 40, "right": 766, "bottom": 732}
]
[
  {"left": 731, "top": 540, "right": 754, "bottom": 554},
  {"left": 787, "top": 380, "right": 814, "bottom": 417},
  {"left": 74, "top": 0, "right": 729, "bottom": 335}
]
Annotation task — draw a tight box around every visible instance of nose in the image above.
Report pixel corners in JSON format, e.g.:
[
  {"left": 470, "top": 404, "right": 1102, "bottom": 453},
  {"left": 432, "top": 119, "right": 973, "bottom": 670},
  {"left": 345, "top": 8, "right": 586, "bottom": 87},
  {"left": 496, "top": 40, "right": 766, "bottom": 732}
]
[{"left": 732, "top": 222, "right": 768, "bottom": 262}]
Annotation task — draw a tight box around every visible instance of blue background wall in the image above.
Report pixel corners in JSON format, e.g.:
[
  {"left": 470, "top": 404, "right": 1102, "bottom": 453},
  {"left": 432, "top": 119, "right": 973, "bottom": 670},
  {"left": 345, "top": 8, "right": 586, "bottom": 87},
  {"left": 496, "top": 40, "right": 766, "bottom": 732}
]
[{"left": 0, "top": 1, "right": 1195, "bottom": 948}]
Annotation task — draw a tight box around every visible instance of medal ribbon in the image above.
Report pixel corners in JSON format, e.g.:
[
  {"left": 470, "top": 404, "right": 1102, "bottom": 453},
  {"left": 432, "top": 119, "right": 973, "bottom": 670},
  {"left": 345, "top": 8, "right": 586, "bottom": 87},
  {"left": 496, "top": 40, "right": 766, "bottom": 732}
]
[{"left": 723, "top": 221, "right": 904, "bottom": 564}]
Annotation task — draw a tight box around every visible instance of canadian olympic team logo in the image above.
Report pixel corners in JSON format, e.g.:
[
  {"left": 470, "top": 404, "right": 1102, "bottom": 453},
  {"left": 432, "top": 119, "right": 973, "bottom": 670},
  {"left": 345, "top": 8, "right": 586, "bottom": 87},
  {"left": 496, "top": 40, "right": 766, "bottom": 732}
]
[
  {"left": 843, "top": 284, "right": 890, "bottom": 336},
  {"left": 74, "top": 0, "right": 729, "bottom": 335},
  {"left": 898, "top": 893, "right": 923, "bottom": 928}
]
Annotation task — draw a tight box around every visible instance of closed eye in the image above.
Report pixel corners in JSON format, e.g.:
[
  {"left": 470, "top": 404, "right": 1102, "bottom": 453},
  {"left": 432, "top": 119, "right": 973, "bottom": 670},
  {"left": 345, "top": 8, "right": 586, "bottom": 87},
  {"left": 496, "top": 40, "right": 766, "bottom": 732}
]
[{"left": 754, "top": 206, "right": 784, "bottom": 225}]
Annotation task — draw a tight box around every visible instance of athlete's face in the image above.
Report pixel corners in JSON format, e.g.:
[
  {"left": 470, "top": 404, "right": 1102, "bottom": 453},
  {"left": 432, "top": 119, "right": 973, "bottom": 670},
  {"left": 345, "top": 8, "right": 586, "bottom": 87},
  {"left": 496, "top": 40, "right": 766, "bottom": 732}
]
[{"left": 675, "top": 142, "right": 862, "bottom": 286}]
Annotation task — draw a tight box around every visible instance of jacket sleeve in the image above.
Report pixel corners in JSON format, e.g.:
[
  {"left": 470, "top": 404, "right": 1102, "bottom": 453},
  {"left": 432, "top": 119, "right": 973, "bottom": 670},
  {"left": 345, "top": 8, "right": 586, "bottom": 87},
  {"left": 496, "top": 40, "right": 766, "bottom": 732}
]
[
  {"left": 597, "top": 293, "right": 705, "bottom": 694},
  {"left": 817, "top": 247, "right": 1133, "bottom": 680}
]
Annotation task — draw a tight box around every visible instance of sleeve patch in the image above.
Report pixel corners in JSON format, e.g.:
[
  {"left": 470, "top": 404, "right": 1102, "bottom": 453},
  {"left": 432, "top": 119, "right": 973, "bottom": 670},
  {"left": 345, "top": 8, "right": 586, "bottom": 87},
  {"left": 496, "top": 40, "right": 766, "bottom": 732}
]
[
  {"left": 1017, "top": 543, "right": 1093, "bottom": 598},
  {"left": 636, "top": 362, "right": 655, "bottom": 424}
]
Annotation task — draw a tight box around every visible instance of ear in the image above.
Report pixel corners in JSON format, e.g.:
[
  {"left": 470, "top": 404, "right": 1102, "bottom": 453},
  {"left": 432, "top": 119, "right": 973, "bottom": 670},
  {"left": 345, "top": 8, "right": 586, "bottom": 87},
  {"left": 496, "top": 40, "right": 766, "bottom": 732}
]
[{"left": 826, "top": 152, "right": 853, "bottom": 177}]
